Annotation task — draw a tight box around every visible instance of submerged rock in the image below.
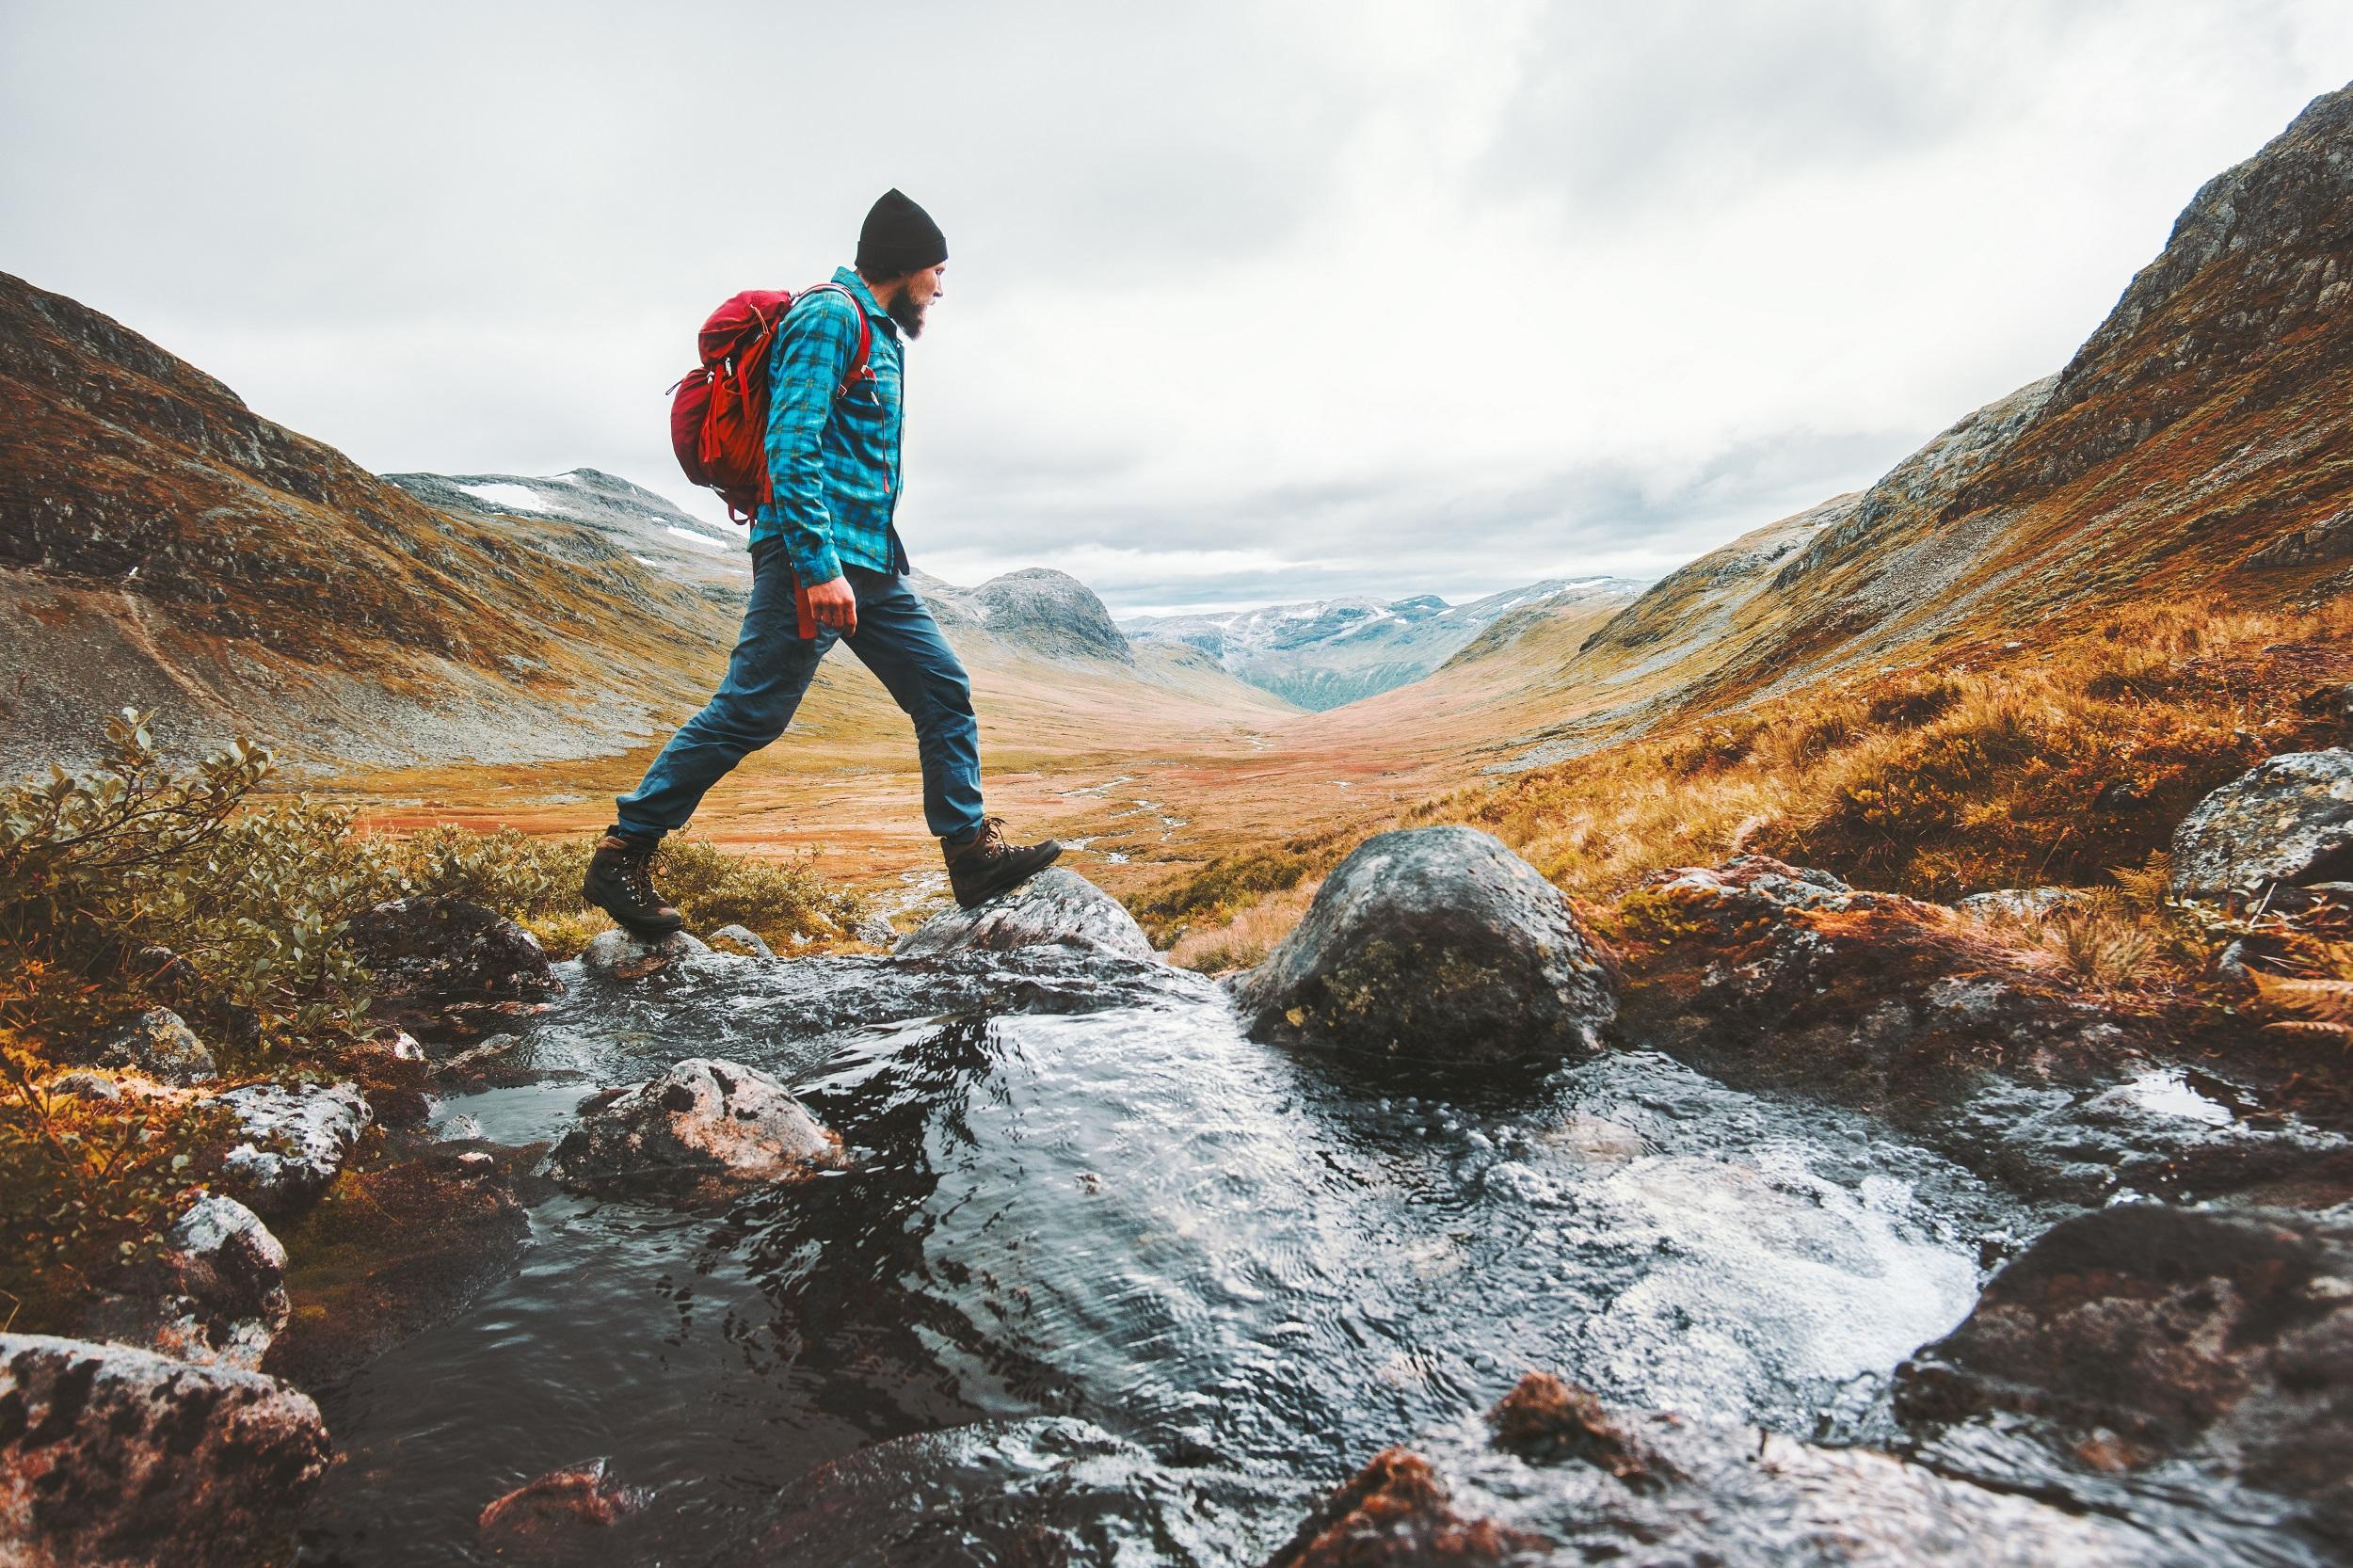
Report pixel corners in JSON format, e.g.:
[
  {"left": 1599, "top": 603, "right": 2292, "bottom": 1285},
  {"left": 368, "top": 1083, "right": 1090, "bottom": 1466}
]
[
  {"left": 477, "top": 1457, "right": 648, "bottom": 1556},
  {"left": 79, "top": 1195, "right": 289, "bottom": 1372},
  {"left": 0, "top": 1333, "right": 331, "bottom": 1568},
  {"left": 95, "top": 1006, "right": 216, "bottom": 1084},
  {"left": 2169, "top": 748, "right": 2353, "bottom": 897},
  {"left": 578, "top": 926, "right": 711, "bottom": 981},
  {"left": 262, "top": 1139, "right": 536, "bottom": 1388},
  {"left": 546, "top": 1057, "right": 844, "bottom": 1191},
  {"left": 1230, "top": 826, "right": 1617, "bottom": 1064},
  {"left": 894, "top": 866, "right": 1155, "bottom": 962},
  {"left": 755, "top": 1416, "right": 1286, "bottom": 1567},
  {"left": 1264, "top": 1446, "right": 1546, "bottom": 1566},
  {"left": 214, "top": 1081, "right": 372, "bottom": 1218},
  {"left": 1268, "top": 1374, "right": 2183, "bottom": 1567},
  {"left": 1896, "top": 1203, "right": 2353, "bottom": 1539}
]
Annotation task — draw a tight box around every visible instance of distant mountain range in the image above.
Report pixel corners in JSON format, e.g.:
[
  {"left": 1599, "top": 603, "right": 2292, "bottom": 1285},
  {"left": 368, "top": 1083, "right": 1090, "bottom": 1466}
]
[
  {"left": 0, "top": 279, "right": 1292, "bottom": 776},
  {"left": 1121, "top": 578, "right": 1645, "bottom": 710}
]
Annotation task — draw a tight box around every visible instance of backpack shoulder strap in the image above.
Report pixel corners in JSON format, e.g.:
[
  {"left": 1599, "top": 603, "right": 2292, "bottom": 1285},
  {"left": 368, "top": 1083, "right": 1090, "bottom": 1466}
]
[{"left": 792, "top": 282, "right": 874, "bottom": 397}]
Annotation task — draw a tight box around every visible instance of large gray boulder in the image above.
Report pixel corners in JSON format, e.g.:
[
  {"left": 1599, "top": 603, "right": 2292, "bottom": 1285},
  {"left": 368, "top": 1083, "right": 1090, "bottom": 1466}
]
[
  {"left": 2170, "top": 749, "right": 2353, "bottom": 896},
  {"left": 1230, "top": 826, "right": 1617, "bottom": 1064},
  {"left": 547, "top": 1057, "right": 846, "bottom": 1191},
  {"left": 895, "top": 867, "right": 1153, "bottom": 963},
  {"left": 213, "top": 1082, "right": 372, "bottom": 1218},
  {"left": 1896, "top": 1203, "right": 2353, "bottom": 1537},
  {"left": 78, "top": 1196, "right": 288, "bottom": 1372},
  {"left": 0, "top": 1334, "right": 331, "bottom": 1568}
]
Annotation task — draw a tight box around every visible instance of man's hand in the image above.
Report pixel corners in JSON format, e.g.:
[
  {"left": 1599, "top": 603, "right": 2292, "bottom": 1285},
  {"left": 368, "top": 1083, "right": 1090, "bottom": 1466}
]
[{"left": 806, "top": 575, "right": 857, "bottom": 635}]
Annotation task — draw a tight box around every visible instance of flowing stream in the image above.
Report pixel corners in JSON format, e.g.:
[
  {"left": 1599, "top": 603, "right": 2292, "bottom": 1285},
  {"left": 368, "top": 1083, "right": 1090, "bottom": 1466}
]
[{"left": 295, "top": 947, "right": 2075, "bottom": 1565}]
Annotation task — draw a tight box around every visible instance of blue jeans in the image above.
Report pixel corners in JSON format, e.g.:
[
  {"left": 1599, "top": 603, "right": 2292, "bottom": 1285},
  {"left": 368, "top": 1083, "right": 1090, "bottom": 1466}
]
[{"left": 614, "top": 543, "right": 985, "bottom": 843}]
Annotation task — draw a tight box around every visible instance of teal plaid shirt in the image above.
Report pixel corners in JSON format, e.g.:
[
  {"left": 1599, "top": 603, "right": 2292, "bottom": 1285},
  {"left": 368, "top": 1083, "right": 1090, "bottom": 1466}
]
[{"left": 749, "top": 266, "right": 907, "bottom": 582}]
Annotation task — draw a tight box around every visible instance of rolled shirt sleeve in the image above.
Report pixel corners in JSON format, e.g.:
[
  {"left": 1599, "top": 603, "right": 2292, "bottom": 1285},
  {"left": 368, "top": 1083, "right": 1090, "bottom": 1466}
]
[{"left": 764, "top": 292, "right": 862, "bottom": 584}]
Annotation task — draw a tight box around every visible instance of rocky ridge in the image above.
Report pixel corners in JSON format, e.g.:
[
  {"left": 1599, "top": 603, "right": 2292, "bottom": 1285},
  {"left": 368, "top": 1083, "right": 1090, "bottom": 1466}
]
[
  {"left": 1124, "top": 577, "right": 1645, "bottom": 711},
  {"left": 1498, "top": 81, "right": 2353, "bottom": 770}
]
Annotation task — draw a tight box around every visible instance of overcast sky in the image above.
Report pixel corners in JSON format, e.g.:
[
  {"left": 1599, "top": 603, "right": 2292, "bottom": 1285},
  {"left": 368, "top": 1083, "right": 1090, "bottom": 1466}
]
[{"left": 4, "top": 3, "right": 2348, "bottom": 615}]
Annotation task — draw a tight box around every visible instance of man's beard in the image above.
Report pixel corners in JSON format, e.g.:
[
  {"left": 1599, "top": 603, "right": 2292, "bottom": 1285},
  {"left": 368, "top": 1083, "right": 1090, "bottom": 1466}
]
[{"left": 886, "top": 291, "right": 927, "bottom": 339}]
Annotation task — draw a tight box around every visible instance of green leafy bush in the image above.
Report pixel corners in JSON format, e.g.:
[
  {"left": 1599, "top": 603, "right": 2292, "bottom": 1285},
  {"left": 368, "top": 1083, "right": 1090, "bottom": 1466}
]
[{"left": 0, "top": 710, "right": 387, "bottom": 1065}]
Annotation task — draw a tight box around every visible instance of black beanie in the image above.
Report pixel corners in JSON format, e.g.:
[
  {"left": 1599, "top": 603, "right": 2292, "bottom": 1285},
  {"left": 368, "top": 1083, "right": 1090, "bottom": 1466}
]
[{"left": 856, "top": 188, "right": 948, "bottom": 277}]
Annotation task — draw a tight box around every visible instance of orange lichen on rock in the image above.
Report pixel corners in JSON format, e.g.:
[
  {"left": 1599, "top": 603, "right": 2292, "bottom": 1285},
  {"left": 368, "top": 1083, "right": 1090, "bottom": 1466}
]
[
  {"left": 1487, "top": 1371, "right": 1660, "bottom": 1488},
  {"left": 1262, "top": 1447, "right": 1550, "bottom": 1567}
]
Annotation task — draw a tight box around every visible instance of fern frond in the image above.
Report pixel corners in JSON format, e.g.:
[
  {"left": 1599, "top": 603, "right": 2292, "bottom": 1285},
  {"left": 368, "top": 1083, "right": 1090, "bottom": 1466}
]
[
  {"left": 2250, "top": 971, "right": 2353, "bottom": 1022},
  {"left": 2261, "top": 1019, "right": 2353, "bottom": 1048},
  {"left": 2109, "top": 852, "right": 2172, "bottom": 911}
]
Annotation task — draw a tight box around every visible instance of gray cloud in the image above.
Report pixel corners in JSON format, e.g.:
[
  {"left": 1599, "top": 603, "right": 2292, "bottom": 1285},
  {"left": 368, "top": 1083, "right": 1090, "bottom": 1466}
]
[{"left": 4, "top": 1, "right": 2347, "bottom": 616}]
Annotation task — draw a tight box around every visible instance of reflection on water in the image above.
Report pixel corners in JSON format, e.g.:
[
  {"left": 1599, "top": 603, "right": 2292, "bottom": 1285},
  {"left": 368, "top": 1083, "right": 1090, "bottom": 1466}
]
[{"left": 297, "top": 952, "right": 2035, "bottom": 1565}]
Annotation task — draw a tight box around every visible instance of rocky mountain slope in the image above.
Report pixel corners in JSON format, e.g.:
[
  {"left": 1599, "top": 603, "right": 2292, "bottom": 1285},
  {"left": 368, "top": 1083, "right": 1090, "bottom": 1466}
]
[
  {"left": 1487, "top": 80, "right": 2353, "bottom": 770},
  {"left": 1122, "top": 577, "right": 1643, "bottom": 711},
  {"left": 0, "top": 280, "right": 1289, "bottom": 778},
  {"left": 383, "top": 469, "right": 751, "bottom": 602}
]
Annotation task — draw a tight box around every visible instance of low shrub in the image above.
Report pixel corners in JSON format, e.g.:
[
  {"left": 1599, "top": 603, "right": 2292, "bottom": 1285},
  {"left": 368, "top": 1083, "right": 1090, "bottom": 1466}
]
[
  {"left": 1133, "top": 831, "right": 1349, "bottom": 949},
  {"left": 0, "top": 712, "right": 872, "bottom": 1326}
]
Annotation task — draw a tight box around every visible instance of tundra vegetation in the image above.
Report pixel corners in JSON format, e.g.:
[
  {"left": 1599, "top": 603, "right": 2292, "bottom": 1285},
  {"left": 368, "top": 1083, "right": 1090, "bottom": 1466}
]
[
  {"left": 1147, "top": 595, "right": 2353, "bottom": 1035},
  {"left": 0, "top": 711, "right": 865, "bottom": 1330}
]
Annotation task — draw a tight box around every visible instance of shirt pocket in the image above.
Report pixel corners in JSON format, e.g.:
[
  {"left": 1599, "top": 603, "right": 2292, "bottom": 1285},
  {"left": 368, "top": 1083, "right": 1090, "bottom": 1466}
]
[{"left": 837, "top": 372, "right": 892, "bottom": 423}]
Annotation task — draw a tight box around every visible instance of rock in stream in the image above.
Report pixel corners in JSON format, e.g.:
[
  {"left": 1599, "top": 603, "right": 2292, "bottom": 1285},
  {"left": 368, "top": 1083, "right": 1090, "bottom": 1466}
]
[{"left": 1230, "top": 825, "right": 1619, "bottom": 1064}]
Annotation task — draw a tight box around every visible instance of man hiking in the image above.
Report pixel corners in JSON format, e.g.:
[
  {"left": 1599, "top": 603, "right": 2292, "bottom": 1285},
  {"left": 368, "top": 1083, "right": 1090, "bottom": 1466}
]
[{"left": 584, "top": 188, "right": 1060, "bottom": 936}]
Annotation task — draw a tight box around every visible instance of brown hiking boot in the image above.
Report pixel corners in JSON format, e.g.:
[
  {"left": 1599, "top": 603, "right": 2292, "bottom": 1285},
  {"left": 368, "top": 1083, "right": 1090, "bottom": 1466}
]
[
  {"left": 583, "top": 832, "right": 686, "bottom": 936},
  {"left": 943, "top": 817, "right": 1061, "bottom": 910}
]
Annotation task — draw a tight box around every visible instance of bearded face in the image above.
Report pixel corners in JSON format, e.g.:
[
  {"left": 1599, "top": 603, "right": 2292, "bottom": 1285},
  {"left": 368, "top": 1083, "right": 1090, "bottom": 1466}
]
[{"left": 881, "top": 263, "right": 944, "bottom": 339}]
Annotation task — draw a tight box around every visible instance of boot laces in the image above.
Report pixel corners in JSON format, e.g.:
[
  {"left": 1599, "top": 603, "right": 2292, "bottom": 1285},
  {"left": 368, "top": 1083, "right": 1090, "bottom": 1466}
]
[{"left": 616, "top": 841, "right": 662, "bottom": 904}]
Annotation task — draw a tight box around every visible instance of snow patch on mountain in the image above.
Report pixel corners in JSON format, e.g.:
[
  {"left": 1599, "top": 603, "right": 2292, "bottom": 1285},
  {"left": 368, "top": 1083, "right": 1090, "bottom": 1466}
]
[{"left": 1122, "top": 576, "right": 1646, "bottom": 710}]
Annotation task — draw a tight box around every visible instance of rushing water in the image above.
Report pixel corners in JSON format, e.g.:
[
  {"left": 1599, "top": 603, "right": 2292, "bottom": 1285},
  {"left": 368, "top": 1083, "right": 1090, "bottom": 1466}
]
[{"left": 295, "top": 948, "right": 2049, "bottom": 1565}]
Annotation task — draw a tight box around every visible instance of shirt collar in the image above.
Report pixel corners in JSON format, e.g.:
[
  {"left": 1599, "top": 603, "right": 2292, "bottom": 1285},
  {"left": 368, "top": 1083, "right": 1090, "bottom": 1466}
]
[{"left": 833, "top": 266, "right": 894, "bottom": 336}]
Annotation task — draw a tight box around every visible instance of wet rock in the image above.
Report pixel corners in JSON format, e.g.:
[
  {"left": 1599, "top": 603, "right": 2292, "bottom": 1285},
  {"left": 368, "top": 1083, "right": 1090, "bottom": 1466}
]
[
  {"left": 263, "top": 1138, "right": 537, "bottom": 1388},
  {"left": 213, "top": 1081, "right": 372, "bottom": 1218},
  {"left": 95, "top": 1006, "right": 216, "bottom": 1084},
  {"left": 432, "top": 1031, "right": 539, "bottom": 1089},
  {"left": 346, "top": 1028, "right": 431, "bottom": 1128},
  {"left": 79, "top": 1195, "right": 289, "bottom": 1372},
  {"left": 2169, "top": 748, "right": 2353, "bottom": 897},
  {"left": 0, "top": 1333, "right": 331, "bottom": 1568},
  {"left": 704, "top": 922, "right": 775, "bottom": 959},
  {"left": 476, "top": 1457, "right": 647, "bottom": 1557},
  {"left": 754, "top": 1416, "right": 1287, "bottom": 1567},
  {"left": 1263, "top": 1446, "right": 1549, "bottom": 1567},
  {"left": 894, "top": 866, "right": 1154, "bottom": 962},
  {"left": 1273, "top": 1380, "right": 2179, "bottom": 1567},
  {"left": 347, "top": 894, "right": 561, "bottom": 1037},
  {"left": 1895, "top": 1203, "right": 2353, "bottom": 1537},
  {"left": 578, "top": 925, "right": 711, "bottom": 981},
  {"left": 1231, "top": 826, "right": 1617, "bottom": 1064},
  {"left": 545, "top": 1057, "right": 844, "bottom": 1192},
  {"left": 1485, "top": 1371, "right": 1657, "bottom": 1484}
]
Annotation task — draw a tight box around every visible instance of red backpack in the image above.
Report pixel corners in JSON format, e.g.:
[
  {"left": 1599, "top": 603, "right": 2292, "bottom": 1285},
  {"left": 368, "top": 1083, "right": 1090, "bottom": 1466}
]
[{"left": 668, "top": 284, "right": 872, "bottom": 525}]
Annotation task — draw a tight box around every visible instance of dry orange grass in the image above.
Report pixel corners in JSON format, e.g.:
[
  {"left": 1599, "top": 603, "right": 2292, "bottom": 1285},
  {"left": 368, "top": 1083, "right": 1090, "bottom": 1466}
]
[
  {"left": 1144, "top": 594, "right": 2353, "bottom": 965},
  {"left": 1165, "top": 879, "right": 1323, "bottom": 973}
]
